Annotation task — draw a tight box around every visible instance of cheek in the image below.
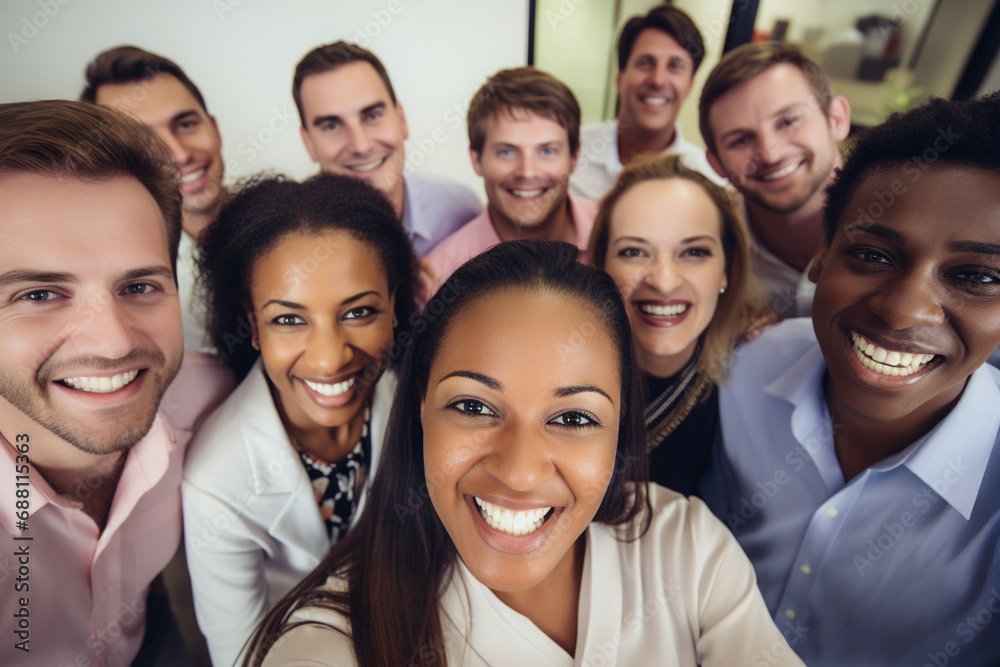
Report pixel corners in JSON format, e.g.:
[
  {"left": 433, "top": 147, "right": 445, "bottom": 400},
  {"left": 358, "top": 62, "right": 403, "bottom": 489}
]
[
  {"left": 605, "top": 263, "right": 641, "bottom": 300},
  {"left": 565, "top": 439, "right": 619, "bottom": 512},
  {"left": 257, "top": 334, "right": 301, "bottom": 384}
]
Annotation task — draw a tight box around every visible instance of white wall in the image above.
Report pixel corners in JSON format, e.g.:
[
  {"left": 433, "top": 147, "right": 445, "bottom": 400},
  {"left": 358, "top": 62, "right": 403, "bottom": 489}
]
[{"left": 0, "top": 0, "right": 530, "bottom": 195}]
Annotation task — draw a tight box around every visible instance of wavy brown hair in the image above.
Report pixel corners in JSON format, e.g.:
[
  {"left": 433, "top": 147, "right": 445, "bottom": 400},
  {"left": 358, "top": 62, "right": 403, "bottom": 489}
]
[
  {"left": 589, "top": 155, "right": 762, "bottom": 384},
  {"left": 243, "top": 240, "right": 650, "bottom": 667}
]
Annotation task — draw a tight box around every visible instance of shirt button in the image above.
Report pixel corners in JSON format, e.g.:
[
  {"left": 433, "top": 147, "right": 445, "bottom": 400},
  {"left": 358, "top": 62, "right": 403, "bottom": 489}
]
[
  {"left": 785, "top": 609, "right": 796, "bottom": 619},
  {"left": 800, "top": 564, "right": 812, "bottom": 574},
  {"left": 826, "top": 506, "right": 838, "bottom": 517}
]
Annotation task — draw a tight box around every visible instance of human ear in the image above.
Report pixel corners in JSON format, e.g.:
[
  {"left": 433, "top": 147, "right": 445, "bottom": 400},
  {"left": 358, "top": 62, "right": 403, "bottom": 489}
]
[{"left": 807, "top": 237, "right": 831, "bottom": 284}]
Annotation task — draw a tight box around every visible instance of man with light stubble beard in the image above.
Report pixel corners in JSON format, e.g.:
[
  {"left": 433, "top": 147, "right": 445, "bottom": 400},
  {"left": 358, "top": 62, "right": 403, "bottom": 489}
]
[
  {"left": 699, "top": 41, "right": 851, "bottom": 319},
  {"left": 424, "top": 67, "right": 598, "bottom": 297},
  {"left": 0, "top": 100, "right": 232, "bottom": 666},
  {"left": 82, "top": 45, "right": 228, "bottom": 353}
]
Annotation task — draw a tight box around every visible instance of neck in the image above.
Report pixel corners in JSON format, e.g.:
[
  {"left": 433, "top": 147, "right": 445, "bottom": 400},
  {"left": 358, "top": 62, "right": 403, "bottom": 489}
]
[
  {"left": 488, "top": 198, "right": 576, "bottom": 245},
  {"left": 617, "top": 122, "right": 676, "bottom": 168},
  {"left": 391, "top": 179, "right": 406, "bottom": 221},
  {"left": 823, "top": 373, "right": 967, "bottom": 482},
  {"left": 637, "top": 342, "right": 697, "bottom": 379},
  {"left": 271, "top": 384, "right": 367, "bottom": 465},
  {"left": 746, "top": 198, "right": 826, "bottom": 273},
  {"left": 182, "top": 202, "right": 222, "bottom": 241},
  {"left": 493, "top": 535, "right": 585, "bottom": 656}
]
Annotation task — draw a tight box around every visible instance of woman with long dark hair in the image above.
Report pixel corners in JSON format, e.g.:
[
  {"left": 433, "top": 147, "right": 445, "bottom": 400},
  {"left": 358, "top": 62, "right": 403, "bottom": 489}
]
[
  {"left": 181, "top": 173, "right": 416, "bottom": 667},
  {"left": 246, "top": 241, "right": 802, "bottom": 667}
]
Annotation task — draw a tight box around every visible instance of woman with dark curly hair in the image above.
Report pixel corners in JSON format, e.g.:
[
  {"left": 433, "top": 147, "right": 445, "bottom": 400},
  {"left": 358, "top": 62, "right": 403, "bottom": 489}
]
[{"left": 181, "top": 172, "right": 416, "bottom": 667}]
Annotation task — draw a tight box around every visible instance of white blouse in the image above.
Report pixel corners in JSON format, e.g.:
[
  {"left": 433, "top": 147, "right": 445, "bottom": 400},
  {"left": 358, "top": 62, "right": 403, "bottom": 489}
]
[{"left": 261, "top": 484, "right": 805, "bottom": 666}]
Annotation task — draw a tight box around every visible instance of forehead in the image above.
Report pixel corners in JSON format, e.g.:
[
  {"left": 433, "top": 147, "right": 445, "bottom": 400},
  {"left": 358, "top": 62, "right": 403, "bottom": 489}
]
[
  {"left": 626, "top": 28, "right": 690, "bottom": 66},
  {"left": 708, "top": 63, "right": 819, "bottom": 132},
  {"left": 838, "top": 163, "right": 1000, "bottom": 244},
  {"left": 95, "top": 72, "right": 206, "bottom": 127},
  {"left": 484, "top": 109, "right": 568, "bottom": 146},
  {"left": 434, "top": 288, "right": 620, "bottom": 388},
  {"left": 299, "top": 62, "right": 392, "bottom": 119},
  {"left": 250, "top": 230, "right": 387, "bottom": 300},
  {"left": 611, "top": 178, "right": 723, "bottom": 240},
  {"left": 0, "top": 172, "right": 171, "bottom": 277}
]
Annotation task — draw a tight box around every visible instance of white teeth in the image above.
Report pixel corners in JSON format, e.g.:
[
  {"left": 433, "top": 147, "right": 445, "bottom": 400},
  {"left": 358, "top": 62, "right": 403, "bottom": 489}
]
[
  {"left": 511, "top": 188, "right": 545, "bottom": 198},
  {"left": 62, "top": 370, "right": 139, "bottom": 393},
  {"left": 639, "top": 303, "right": 688, "bottom": 317},
  {"left": 180, "top": 168, "right": 205, "bottom": 184},
  {"left": 850, "top": 331, "right": 935, "bottom": 378},
  {"left": 641, "top": 96, "right": 668, "bottom": 106},
  {"left": 303, "top": 377, "right": 356, "bottom": 397},
  {"left": 349, "top": 157, "right": 386, "bottom": 173},
  {"left": 474, "top": 497, "right": 551, "bottom": 537},
  {"left": 761, "top": 163, "right": 798, "bottom": 180}
]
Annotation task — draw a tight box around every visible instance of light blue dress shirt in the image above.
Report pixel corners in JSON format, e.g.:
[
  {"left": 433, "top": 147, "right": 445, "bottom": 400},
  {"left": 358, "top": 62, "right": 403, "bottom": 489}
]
[
  {"left": 700, "top": 318, "right": 1000, "bottom": 667},
  {"left": 400, "top": 171, "right": 480, "bottom": 257}
]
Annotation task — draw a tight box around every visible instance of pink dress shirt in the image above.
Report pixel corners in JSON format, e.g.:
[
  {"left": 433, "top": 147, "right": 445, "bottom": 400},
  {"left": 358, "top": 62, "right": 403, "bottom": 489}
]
[
  {"left": 423, "top": 195, "right": 599, "bottom": 301},
  {"left": 0, "top": 351, "right": 233, "bottom": 667}
]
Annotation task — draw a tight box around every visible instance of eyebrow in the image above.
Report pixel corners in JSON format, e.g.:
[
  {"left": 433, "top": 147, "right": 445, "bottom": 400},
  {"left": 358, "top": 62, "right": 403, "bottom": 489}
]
[
  {"left": 952, "top": 241, "right": 1000, "bottom": 256},
  {"left": 172, "top": 110, "right": 201, "bottom": 124},
  {"left": 611, "top": 235, "right": 719, "bottom": 245},
  {"left": 439, "top": 372, "right": 614, "bottom": 404},
  {"left": 0, "top": 267, "right": 172, "bottom": 290},
  {"left": 261, "top": 290, "right": 380, "bottom": 310},
  {"left": 440, "top": 370, "right": 501, "bottom": 390},
  {"left": 843, "top": 223, "right": 901, "bottom": 242},
  {"left": 311, "top": 102, "right": 385, "bottom": 128},
  {"left": 554, "top": 384, "right": 615, "bottom": 405}
]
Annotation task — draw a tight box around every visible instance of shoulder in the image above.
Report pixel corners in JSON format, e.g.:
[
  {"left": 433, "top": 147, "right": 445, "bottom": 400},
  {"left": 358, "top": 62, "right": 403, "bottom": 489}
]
[
  {"left": 183, "top": 362, "right": 280, "bottom": 486},
  {"left": 425, "top": 209, "right": 491, "bottom": 270},
  {"left": 727, "top": 318, "right": 818, "bottom": 386},
  {"left": 407, "top": 171, "right": 477, "bottom": 202},
  {"left": 261, "top": 578, "right": 354, "bottom": 666},
  {"left": 578, "top": 120, "right": 616, "bottom": 147},
  {"left": 161, "top": 350, "right": 234, "bottom": 433}
]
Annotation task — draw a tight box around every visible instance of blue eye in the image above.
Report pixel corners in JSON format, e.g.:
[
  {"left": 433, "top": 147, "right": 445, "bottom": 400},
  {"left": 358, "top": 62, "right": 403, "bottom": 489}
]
[
  {"left": 682, "top": 247, "right": 711, "bottom": 259},
  {"left": 22, "top": 290, "right": 58, "bottom": 302},
  {"left": 550, "top": 411, "right": 599, "bottom": 428}
]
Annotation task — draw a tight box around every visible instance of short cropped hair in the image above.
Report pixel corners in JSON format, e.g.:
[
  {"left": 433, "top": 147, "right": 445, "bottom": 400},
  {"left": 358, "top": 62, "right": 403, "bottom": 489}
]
[
  {"left": 0, "top": 100, "right": 183, "bottom": 274},
  {"left": 618, "top": 4, "right": 705, "bottom": 74},
  {"left": 293, "top": 41, "right": 397, "bottom": 127},
  {"left": 590, "top": 154, "right": 758, "bottom": 384},
  {"left": 699, "top": 41, "right": 834, "bottom": 156},
  {"left": 823, "top": 91, "right": 1000, "bottom": 241},
  {"left": 467, "top": 67, "right": 581, "bottom": 157},
  {"left": 81, "top": 45, "right": 209, "bottom": 113}
]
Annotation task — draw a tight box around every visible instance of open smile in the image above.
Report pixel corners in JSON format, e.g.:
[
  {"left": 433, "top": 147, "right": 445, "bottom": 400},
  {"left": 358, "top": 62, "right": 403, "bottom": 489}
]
[
  {"left": 467, "top": 495, "right": 562, "bottom": 554},
  {"left": 347, "top": 156, "right": 388, "bottom": 173},
  {"left": 507, "top": 186, "right": 551, "bottom": 200},
  {"left": 297, "top": 371, "right": 361, "bottom": 407},
  {"left": 634, "top": 300, "right": 692, "bottom": 327},
  {"left": 58, "top": 369, "right": 141, "bottom": 393},
  {"left": 849, "top": 330, "right": 940, "bottom": 378}
]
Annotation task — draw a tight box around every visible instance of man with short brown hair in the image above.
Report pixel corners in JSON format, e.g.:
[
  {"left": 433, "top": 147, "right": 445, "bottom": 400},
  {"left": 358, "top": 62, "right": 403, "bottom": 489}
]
[
  {"left": 425, "top": 67, "right": 597, "bottom": 296},
  {"left": 699, "top": 41, "right": 851, "bottom": 318},
  {"left": 0, "top": 100, "right": 231, "bottom": 666}
]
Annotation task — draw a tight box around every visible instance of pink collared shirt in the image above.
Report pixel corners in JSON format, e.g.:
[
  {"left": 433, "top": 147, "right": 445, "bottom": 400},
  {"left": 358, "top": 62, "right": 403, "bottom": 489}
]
[
  {"left": 0, "top": 351, "right": 233, "bottom": 667},
  {"left": 423, "top": 194, "right": 599, "bottom": 301}
]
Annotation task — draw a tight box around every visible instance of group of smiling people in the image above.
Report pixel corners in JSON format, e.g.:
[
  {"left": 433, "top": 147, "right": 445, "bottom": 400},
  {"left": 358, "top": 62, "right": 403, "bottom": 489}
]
[{"left": 175, "top": 91, "right": 1000, "bottom": 667}]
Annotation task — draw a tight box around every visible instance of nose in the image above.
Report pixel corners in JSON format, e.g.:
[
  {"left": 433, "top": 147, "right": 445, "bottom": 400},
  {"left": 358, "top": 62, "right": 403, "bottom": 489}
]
[
  {"left": 752, "top": 131, "right": 782, "bottom": 169},
  {"left": 644, "top": 255, "right": 682, "bottom": 294},
  {"left": 155, "top": 129, "right": 192, "bottom": 168},
  {"left": 515, "top": 152, "right": 539, "bottom": 181},
  {"left": 649, "top": 64, "right": 669, "bottom": 88},
  {"left": 71, "top": 292, "right": 138, "bottom": 361},
  {"left": 304, "top": 323, "right": 354, "bottom": 375},
  {"left": 346, "top": 123, "right": 374, "bottom": 155},
  {"left": 484, "top": 420, "right": 554, "bottom": 493},
  {"left": 868, "top": 267, "right": 946, "bottom": 331}
]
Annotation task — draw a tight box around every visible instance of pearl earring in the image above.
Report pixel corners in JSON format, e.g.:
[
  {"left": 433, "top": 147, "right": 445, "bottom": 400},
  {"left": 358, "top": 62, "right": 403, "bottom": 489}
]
[{"left": 719, "top": 287, "right": 726, "bottom": 295}]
